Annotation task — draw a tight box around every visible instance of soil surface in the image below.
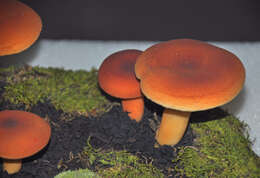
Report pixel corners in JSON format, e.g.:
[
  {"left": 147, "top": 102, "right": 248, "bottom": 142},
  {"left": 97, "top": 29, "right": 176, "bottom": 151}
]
[{"left": 0, "top": 97, "right": 200, "bottom": 178}]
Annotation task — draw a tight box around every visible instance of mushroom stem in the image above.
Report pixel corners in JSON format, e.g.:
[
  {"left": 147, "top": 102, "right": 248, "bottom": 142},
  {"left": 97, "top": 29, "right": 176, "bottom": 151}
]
[
  {"left": 156, "top": 108, "right": 191, "bottom": 146},
  {"left": 121, "top": 96, "right": 144, "bottom": 122},
  {"left": 3, "top": 159, "right": 22, "bottom": 174}
]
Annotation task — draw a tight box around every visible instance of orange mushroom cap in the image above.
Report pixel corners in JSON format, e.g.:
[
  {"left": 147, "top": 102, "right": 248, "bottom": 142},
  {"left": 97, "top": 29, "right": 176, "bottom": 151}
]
[
  {"left": 0, "top": 110, "right": 51, "bottom": 159},
  {"left": 0, "top": 0, "right": 42, "bottom": 56},
  {"left": 98, "top": 49, "right": 143, "bottom": 99},
  {"left": 135, "top": 39, "right": 245, "bottom": 111}
]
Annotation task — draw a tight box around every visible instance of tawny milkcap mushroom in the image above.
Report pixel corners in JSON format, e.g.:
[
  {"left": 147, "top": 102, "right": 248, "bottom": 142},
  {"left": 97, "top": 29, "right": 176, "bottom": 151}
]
[
  {"left": 0, "top": 0, "right": 42, "bottom": 56},
  {"left": 135, "top": 39, "right": 245, "bottom": 146},
  {"left": 98, "top": 49, "right": 144, "bottom": 122},
  {"left": 0, "top": 110, "right": 51, "bottom": 174}
]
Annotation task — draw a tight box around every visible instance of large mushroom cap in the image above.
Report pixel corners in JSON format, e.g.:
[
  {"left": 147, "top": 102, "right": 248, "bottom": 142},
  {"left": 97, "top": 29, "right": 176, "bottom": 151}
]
[
  {"left": 0, "top": 0, "right": 42, "bottom": 56},
  {"left": 98, "top": 49, "right": 143, "bottom": 99},
  {"left": 0, "top": 110, "right": 51, "bottom": 159},
  {"left": 135, "top": 39, "right": 245, "bottom": 111}
]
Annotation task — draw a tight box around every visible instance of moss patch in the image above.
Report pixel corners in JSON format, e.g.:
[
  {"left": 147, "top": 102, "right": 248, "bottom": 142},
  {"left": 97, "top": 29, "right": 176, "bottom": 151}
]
[
  {"left": 82, "top": 137, "right": 164, "bottom": 178},
  {"left": 1, "top": 65, "right": 111, "bottom": 115},
  {"left": 173, "top": 113, "right": 260, "bottom": 177},
  {"left": 54, "top": 169, "right": 100, "bottom": 178}
]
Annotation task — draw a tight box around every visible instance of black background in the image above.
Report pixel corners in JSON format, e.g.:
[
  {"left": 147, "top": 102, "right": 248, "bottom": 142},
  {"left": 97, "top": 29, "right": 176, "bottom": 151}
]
[{"left": 20, "top": 0, "right": 260, "bottom": 41}]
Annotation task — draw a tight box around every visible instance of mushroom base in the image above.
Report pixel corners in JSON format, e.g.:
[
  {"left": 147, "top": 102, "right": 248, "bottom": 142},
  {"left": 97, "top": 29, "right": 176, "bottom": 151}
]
[
  {"left": 2, "top": 159, "right": 22, "bottom": 174},
  {"left": 121, "top": 97, "right": 144, "bottom": 122},
  {"left": 156, "top": 108, "right": 191, "bottom": 146}
]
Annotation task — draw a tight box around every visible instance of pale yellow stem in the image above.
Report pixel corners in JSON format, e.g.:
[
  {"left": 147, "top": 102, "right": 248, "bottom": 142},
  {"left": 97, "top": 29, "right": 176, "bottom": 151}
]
[
  {"left": 156, "top": 108, "right": 191, "bottom": 146},
  {"left": 121, "top": 96, "right": 144, "bottom": 122},
  {"left": 3, "top": 159, "right": 22, "bottom": 174}
]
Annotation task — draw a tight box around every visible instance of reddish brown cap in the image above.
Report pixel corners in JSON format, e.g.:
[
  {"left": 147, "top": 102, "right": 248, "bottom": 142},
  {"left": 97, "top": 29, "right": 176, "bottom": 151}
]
[
  {"left": 0, "top": 0, "right": 42, "bottom": 56},
  {"left": 0, "top": 110, "right": 51, "bottom": 159},
  {"left": 98, "top": 49, "right": 143, "bottom": 99},
  {"left": 135, "top": 39, "right": 245, "bottom": 111}
]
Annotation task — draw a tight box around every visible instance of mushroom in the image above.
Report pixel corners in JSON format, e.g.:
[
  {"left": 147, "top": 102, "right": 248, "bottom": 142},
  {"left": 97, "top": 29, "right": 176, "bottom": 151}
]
[
  {"left": 0, "top": 110, "right": 51, "bottom": 174},
  {"left": 135, "top": 39, "right": 245, "bottom": 146},
  {"left": 98, "top": 49, "right": 144, "bottom": 122},
  {"left": 0, "top": 0, "right": 42, "bottom": 56}
]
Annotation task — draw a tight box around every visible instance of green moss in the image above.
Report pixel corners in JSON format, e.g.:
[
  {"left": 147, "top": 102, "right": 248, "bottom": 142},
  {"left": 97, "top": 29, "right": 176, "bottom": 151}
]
[
  {"left": 0, "top": 65, "right": 16, "bottom": 73},
  {"left": 54, "top": 169, "right": 100, "bottom": 178},
  {"left": 1, "top": 66, "right": 259, "bottom": 177},
  {"left": 82, "top": 137, "right": 164, "bottom": 178},
  {"left": 1, "top": 66, "right": 111, "bottom": 114},
  {"left": 173, "top": 116, "right": 260, "bottom": 178}
]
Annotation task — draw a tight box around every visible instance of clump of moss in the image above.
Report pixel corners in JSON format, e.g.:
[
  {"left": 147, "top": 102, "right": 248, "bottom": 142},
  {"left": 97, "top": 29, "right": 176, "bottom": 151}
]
[
  {"left": 82, "top": 138, "right": 164, "bottom": 178},
  {"left": 173, "top": 115, "right": 260, "bottom": 177},
  {"left": 1, "top": 66, "right": 111, "bottom": 114},
  {"left": 54, "top": 169, "right": 100, "bottom": 178}
]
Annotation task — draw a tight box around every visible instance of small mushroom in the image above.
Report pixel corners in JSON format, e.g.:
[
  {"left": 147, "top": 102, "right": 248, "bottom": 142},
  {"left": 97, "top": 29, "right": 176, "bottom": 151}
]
[
  {"left": 98, "top": 49, "right": 144, "bottom": 122},
  {"left": 0, "top": 0, "right": 42, "bottom": 56},
  {"left": 135, "top": 39, "right": 245, "bottom": 146},
  {"left": 0, "top": 110, "right": 51, "bottom": 174}
]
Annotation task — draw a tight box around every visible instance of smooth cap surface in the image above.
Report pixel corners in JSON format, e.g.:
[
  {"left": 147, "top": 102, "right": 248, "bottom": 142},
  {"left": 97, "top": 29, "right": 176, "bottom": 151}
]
[
  {"left": 98, "top": 49, "right": 142, "bottom": 99},
  {"left": 0, "top": 110, "right": 51, "bottom": 159},
  {"left": 135, "top": 39, "right": 245, "bottom": 111},
  {"left": 0, "top": 0, "right": 42, "bottom": 56}
]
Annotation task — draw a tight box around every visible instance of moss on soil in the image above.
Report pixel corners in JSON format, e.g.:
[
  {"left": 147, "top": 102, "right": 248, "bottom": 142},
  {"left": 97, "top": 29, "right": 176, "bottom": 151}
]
[
  {"left": 0, "top": 65, "right": 111, "bottom": 115},
  {"left": 174, "top": 116, "right": 260, "bottom": 177},
  {"left": 82, "top": 137, "right": 164, "bottom": 178},
  {"left": 0, "top": 65, "right": 259, "bottom": 177}
]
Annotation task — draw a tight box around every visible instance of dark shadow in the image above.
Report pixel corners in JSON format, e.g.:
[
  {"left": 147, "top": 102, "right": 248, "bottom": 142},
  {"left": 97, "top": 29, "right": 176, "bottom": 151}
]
[
  {"left": 190, "top": 108, "right": 229, "bottom": 123},
  {"left": 143, "top": 95, "right": 231, "bottom": 124},
  {"left": 143, "top": 96, "right": 164, "bottom": 117},
  {"left": 0, "top": 40, "right": 41, "bottom": 68},
  {"left": 22, "top": 141, "right": 51, "bottom": 163},
  {"left": 98, "top": 86, "right": 122, "bottom": 103}
]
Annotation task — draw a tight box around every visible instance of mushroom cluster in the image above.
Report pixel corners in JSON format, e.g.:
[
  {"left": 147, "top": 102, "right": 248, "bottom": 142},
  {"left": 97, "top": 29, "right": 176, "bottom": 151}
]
[
  {"left": 98, "top": 39, "right": 245, "bottom": 146},
  {"left": 0, "top": 0, "right": 247, "bottom": 172},
  {"left": 135, "top": 39, "right": 245, "bottom": 146},
  {"left": 0, "top": 110, "right": 51, "bottom": 174}
]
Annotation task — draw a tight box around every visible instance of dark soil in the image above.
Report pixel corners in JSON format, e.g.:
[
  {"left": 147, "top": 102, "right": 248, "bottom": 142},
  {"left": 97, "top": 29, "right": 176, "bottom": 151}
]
[{"left": 0, "top": 97, "right": 198, "bottom": 178}]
